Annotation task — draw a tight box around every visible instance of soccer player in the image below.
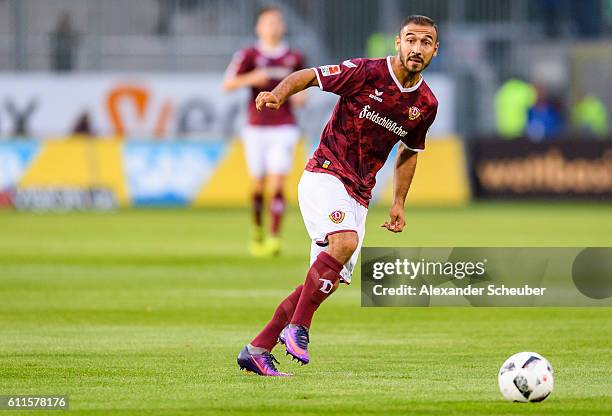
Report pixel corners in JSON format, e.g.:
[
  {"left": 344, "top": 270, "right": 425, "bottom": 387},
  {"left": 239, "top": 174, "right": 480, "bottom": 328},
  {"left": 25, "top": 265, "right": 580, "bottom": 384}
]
[
  {"left": 237, "top": 15, "right": 439, "bottom": 376},
  {"left": 223, "top": 6, "right": 305, "bottom": 257}
]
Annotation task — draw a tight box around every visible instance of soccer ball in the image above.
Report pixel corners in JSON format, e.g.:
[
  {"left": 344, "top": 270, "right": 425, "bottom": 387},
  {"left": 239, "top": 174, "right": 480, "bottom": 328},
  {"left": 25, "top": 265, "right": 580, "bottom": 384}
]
[{"left": 498, "top": 352, "right": 554, "bottom": 402}]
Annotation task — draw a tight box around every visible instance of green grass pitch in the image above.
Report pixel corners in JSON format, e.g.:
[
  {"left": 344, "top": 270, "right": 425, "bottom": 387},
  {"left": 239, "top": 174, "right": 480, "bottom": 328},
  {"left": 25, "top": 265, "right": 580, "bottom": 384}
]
[{"left": 1, "top": 203, "right": 611, "bottom": 415}]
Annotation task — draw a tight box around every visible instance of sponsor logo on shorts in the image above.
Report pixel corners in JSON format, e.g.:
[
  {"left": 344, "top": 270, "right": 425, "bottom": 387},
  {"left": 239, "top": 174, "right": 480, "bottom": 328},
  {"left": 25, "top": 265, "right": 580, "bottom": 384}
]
[
  {"left": 408, "top": 106, "right": 422, "bottom": 121},
  {"left": 320, "top": 65, "right": 341, "bottom": 76},
  {"left": 329, "top": 210, "right": 345, "bottom": 224}
]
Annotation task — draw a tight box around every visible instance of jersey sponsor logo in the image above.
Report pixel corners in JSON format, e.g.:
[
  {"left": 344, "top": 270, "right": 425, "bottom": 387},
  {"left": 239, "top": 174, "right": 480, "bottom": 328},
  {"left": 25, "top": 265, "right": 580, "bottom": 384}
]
[
  {"left": 320, "top": 65, "right": 341, "bottom": 76},
  {"left": 368, "top": 88, "right": 384, "bottom": 102},
  {"left": 265, "top": 66, "right": 293, "bottom": 80},
  {"left": 342, "top": 59, "right": 357, "bottom": 68},
  {"left": 329, "top": 210, "right": 345, "bottom": 224},
  {"left": 408, "top": 106, "right": 422, "bottom": 121},
  {"left": 255, "top": 56, "right": 269, "bottom": 67},
  {"left": 359, "top": 105, "right": 409, "bottom": 137},
  {"left": 283, "top": 56, "right": 297, "bottom": 66}
]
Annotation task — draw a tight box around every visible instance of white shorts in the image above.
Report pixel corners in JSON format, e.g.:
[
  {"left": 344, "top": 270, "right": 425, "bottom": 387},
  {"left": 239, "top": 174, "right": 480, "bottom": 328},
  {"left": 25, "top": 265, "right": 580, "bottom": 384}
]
[
  {"left": 298, "top": 171, "right": 368, "bottom": 284},
  {"left": 241, "top": 125, "right": 300, "bottom": 178}
]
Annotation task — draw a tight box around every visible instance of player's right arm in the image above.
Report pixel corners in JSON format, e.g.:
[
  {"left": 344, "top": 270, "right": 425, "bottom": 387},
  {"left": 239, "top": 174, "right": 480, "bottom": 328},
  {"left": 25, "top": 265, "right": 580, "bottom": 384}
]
[
  {"left": 223, "top": 68, "right": 269, "bottom": 91},
  {"left": 222, "top": 49, "right": 269, "bottom": 92},
  {"left": 255, "top": 68, "right": 318, "bottom": 111}
]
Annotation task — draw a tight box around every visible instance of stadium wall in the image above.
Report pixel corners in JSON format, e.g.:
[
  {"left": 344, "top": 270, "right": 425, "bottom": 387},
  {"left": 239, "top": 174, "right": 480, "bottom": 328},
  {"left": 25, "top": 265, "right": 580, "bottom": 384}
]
[{"left": 0, "top": 137, "right": 470, "bottom": 209}]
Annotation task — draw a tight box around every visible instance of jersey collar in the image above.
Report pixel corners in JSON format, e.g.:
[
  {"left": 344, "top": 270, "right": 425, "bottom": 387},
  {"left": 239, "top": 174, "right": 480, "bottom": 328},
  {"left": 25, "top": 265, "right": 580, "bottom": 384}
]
[
  {"left": 386, "top": 56, "right": 423, "bottom": 93},
  {"left": 256, "top": 41, "right": 289, "bottom": 59}
]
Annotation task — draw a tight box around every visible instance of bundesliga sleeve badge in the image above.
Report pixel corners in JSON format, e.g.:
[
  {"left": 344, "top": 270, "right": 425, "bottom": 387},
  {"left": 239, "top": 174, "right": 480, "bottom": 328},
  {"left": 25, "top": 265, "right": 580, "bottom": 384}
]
[
  {"left": 320, "top": 65, "right": 341, "bottom": 77},
  {"left": 329, "top": 210, "right": 345, "bottom": 224}
]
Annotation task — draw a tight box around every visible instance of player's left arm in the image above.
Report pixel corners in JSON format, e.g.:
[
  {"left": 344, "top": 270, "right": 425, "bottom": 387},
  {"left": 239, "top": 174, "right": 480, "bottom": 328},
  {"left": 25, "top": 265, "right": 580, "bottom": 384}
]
[
  {"left": 382, "top": 102, "right": 438, "bottom": 232},
  {"left": 381, "top": 143, "right": 418, "bottom": 233}
]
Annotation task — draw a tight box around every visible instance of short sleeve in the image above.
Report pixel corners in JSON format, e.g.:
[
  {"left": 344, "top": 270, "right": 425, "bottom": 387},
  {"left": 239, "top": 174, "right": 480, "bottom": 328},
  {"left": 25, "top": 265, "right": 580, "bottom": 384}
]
[
  {"left": 401, "top": 104, "right": 437, "bottom": 152},
  {"left": 312, "top": 58, "right": 366, "bottom": 97},
  {"left": 224, "top": 49, "right": 254, "bottom": 79}
]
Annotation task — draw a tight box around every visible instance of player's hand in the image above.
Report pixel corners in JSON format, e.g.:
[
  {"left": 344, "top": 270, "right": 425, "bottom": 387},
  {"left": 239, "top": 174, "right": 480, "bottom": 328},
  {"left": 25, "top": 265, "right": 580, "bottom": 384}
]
[
  {"left": 255, "top": 91, "right": 282, "bottom": 111},
  {"left": 381, "top": 204, "right": 405, "bottom": 233}
]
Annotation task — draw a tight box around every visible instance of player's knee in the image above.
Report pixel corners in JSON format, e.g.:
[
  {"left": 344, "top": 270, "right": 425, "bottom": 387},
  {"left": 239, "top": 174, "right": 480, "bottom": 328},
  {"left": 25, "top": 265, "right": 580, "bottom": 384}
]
[
  {"left": 338, "top": 232, "right": 358, "bottom": 255},
  {"left": 268, "top": 174, "right": 285, "bottom": 193},
  {"left": 252, "top": 178, "right": 265, "bottom": 194},
  {"left": 330, "top": 279, "right": 340, "bottom": 294},
  {"left": 328, "top": 231, "right": 358, "bottom": 263}
]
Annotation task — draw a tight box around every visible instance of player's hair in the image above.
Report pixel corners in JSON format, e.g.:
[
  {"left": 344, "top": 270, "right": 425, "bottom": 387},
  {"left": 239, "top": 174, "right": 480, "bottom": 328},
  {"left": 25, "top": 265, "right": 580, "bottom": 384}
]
[
  {"left": 257, "top": 5, "right": 282, "bottom": 19},
  {"left": 399, "top": 15, "right": 438, "bottom": 40}
]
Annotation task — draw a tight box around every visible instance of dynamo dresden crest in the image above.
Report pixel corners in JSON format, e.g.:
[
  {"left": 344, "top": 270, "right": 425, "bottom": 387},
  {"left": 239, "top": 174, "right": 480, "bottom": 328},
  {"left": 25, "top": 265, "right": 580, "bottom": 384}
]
[
  {"left": 408, "top": 106, "right": 421, "bottom": 121},
  {"left": 329, "top": 210, "right": 345, "bottom": 224}
]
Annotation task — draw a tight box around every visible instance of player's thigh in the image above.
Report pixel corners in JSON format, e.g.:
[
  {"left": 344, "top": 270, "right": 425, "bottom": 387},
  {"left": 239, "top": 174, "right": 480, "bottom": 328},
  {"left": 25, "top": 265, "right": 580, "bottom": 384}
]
[
  {"left": 264, "top": 125, "right": 299, "bottom": 175},
  {"left": 298, "top": 171, "right": 358, "bottom": 245},
  {"left": 344, "top": 204, "right": 368, "bottom": 280},
  {"left": 241, "top": 126, "right": 267, "bottom": 178},
  {"left": 299, "top": 171, "right": 364, "bottom": 283}
]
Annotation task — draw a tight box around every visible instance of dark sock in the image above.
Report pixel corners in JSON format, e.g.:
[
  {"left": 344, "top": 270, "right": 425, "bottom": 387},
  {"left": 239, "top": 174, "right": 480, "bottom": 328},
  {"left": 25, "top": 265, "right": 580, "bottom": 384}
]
[
  {"left": 291, "top": 252, "right": 343, "bottom": 328},
  {"left": 270, "top": 191, "right": 285, "bottom": 237},
  {"left": 252, "top": 192, "right": 264, "bottom": 239},
  {"left": 251, "top": 284, "right": 303, "bottom": 351}
]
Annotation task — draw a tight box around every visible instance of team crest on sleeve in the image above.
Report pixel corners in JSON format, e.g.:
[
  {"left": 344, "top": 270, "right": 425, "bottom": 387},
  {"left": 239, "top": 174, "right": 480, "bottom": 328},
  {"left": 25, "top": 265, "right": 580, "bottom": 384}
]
[
  {"left": 329, "top": 210, "right": 345, "bottom": 224},
  {"left": 408, "top": 106, "right": 422, "bottom": 121},
  {"left": 320, "top": 65, "right": 341, "bottom": 76}
]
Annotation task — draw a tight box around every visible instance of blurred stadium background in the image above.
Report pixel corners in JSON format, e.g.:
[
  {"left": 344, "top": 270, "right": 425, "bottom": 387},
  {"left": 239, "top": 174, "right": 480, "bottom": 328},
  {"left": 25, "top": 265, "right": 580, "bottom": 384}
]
[{"left": 0, "top": 0, "right": 610, "bottom": 209}]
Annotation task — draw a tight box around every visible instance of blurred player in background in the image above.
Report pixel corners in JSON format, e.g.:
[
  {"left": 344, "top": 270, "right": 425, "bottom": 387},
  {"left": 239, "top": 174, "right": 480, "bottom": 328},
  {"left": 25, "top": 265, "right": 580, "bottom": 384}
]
[
  {"left": 223, "top": 6, "right": 306, "bottom": 257},
  {"left": 237, "top": 15, "right": 439, "bottom": 376}
]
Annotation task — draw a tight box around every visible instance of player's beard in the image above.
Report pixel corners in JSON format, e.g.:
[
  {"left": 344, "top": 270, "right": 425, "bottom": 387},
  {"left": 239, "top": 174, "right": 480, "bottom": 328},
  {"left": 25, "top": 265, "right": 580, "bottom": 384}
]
[{"left": 399, "top": 45, "right": 430, "bottom": 74}]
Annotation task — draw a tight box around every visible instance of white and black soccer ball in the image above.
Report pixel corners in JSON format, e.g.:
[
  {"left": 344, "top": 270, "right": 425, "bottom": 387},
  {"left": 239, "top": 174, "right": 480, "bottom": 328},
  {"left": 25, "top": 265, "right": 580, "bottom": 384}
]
[{"left": 498, "top": 352, "right": 554, "bottom": 402}]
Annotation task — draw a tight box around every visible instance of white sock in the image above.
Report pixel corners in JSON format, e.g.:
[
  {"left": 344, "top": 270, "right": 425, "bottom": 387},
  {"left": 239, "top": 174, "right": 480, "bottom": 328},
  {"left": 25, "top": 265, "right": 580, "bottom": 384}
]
[{"left": 247, "top": 343, "right": 268, "bottom": 355}]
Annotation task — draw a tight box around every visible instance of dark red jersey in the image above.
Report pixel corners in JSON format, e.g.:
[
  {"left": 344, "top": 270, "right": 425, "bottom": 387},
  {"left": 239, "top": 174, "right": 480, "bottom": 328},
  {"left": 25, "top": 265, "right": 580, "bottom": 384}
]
[
  {"left": 225, "top": 42, "right": 304, "bottom": 126},
  {"left": 306, "top": 57, "right": 438, "bottom": 207}
]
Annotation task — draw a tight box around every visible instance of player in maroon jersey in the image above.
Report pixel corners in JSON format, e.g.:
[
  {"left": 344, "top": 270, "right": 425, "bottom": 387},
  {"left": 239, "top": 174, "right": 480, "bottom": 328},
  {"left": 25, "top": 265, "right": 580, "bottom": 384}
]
[
  {"left": 237, "top": 15, "right": 439, "bottom": 376},
  {"left": 223, "top": 6, "right": 305, "bottom": 257}
]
